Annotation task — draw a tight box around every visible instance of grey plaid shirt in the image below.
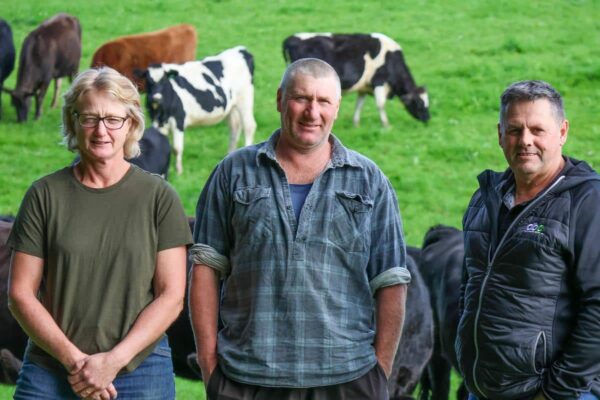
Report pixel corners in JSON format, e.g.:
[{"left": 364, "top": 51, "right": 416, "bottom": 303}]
[{"left": 191, "top": 130, "right": 410, "bottom": 388}]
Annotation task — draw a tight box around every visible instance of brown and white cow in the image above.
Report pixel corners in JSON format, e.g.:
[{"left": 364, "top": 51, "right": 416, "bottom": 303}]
[
  {"left": 283, "top": 33, "right": 430, "bottom": 128},
  {"left": 4, "top": 13, "right": 81, "bottom": 122},
  {"left": 91, "top": 24, "right": 197, "bottom": 92}
]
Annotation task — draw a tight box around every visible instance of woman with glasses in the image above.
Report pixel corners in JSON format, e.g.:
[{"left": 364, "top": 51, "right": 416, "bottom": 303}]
[{"left": 7, "top": 67, "right": 192, "bottom": 400}]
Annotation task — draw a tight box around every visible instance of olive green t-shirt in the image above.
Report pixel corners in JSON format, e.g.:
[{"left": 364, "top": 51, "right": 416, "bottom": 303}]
[{"left": 7, "top": 165, "right": 192, "bottom": 373}]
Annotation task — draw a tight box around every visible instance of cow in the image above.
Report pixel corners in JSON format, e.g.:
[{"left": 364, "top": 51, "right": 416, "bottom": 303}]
[
  {"left": 388, "top": 248, "right": 434, "bottom": 400},
  {"left": 72, "top": 127, "right": 171, "bottom": 179},
  {"left": 0, "top": 217, "right": 27, "bottom": 384},
  {"left": 3, "top": 13, "right": 81, "bottom": 122},
  {"left": 91, "top": 24, "right": 197, "bottom": 92},
  {"left": 0, "top": 19, "right": 16, "bottom": 120},
  {"left": 418, "top": 225, "right": 467, "bottom": 400},
  {"left": 144, "top": 46, "right": 257, "bottom": 175},
  {"left": 283, "top": 33, "right": 430, "bottom": 128}
]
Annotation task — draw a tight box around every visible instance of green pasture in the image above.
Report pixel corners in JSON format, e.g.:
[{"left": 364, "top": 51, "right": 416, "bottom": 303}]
[{"left": 1, "top": 0, "right": 599, "bottom": 398}]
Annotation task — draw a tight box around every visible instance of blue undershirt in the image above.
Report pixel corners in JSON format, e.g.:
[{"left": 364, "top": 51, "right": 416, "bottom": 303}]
[{"left": 289, "top": 183, "right": 313, "bottom": 222}]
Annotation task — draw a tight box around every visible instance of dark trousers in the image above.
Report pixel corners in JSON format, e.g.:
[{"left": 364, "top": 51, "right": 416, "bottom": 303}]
[{"left": 207, "top": 363, "right": 389, "bottom": 400}]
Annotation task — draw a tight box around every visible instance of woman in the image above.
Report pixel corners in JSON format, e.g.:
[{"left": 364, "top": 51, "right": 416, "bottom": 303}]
[{"left": 7, "top": 67, "right": 192, "bottom": 400}]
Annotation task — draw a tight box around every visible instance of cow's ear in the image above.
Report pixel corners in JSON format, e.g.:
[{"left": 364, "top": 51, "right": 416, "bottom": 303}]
[
  {"left": 417, "top": 86, "right": 427, "bottom": 94},
  {"left": 166, "top": 70, "right": 179, "bottom": 79}
]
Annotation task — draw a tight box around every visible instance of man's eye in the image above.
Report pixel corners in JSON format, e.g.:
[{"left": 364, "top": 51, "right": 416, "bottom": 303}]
[
  {"left": 82, "top": 117, "right": 98, "bottom": 124},
  {"left": 106, "top": 117, "right": 123, "bottom": 124}
]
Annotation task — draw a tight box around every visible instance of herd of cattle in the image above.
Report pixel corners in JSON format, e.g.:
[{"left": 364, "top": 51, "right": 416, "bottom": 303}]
[
  {"left": 0, "top": 214, "right": 466, "bottom": 399},
  {"left": 0, "top": 12, "right": 444, "bottom": 398},
  {"left": 0, "top": 13, "right": 431, "bottom": 175}
]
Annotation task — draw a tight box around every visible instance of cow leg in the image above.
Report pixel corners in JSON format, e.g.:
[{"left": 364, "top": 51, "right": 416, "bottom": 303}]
[
  {"left": 239, "top": 88, "right": 257, "bottom": 147},
  {"left": 173, "top": 129, "right": 184, "bottom": 175},
  {"left": 353, "top": 94, "right": 367, "bottom": 127},
  {"left": 227, "top": 109, "right": 242, "bottom": 153},
  {"left": 50, "top": 78, "right": 62, "bottom": 108},
  {"left": 34, "top": 81, "right": 51, "bottom": 120},
  {"left": 374, "top": 86, "right": 390, "bottom": 128}
]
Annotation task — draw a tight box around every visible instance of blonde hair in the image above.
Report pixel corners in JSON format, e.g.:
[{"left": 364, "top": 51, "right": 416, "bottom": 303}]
[{"left": 62, "top": 67, "right": 145, "bottom": 159}]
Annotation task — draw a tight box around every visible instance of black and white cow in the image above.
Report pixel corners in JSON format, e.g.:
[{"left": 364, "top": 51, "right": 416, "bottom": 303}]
[
  {"left": 283, "top": 33, "right": 430, "bottom": 128},
  {"left": 145, "top": 46, "right": 257, "bottom": 175},
  {"left": 0, "top": 19, "right": 16, "bottom": 120}
]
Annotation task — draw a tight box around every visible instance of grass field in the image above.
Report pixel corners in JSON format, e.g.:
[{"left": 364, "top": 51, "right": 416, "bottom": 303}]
[{"left": 1, "top": 0, "right": 599, "bottom": 398}]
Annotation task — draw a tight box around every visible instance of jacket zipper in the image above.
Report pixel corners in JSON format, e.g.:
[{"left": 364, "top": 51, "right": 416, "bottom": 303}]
[{"left": 471, "top": 176, "right": 565, "bottom": 396}]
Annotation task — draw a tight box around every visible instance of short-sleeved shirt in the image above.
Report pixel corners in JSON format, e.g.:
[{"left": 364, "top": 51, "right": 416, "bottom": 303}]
[
  {"left": 191, "top": 130, "right": 410, "bottom": 388},
  {"left": 7, "top": 165, "right": 192, "bottom": 373}
]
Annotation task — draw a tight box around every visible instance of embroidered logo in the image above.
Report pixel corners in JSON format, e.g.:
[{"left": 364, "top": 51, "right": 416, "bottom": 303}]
[{"left": 525, "top": 223, "right": 545, "bottom": 234}]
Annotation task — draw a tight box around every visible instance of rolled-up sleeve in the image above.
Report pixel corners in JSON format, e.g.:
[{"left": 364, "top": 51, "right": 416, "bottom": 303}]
[
  {"left": 367, "top": 175, "right": 410, "bottom": 295},
  {"left": 191, "top": 162, "right": 232, "bottom": 278}
]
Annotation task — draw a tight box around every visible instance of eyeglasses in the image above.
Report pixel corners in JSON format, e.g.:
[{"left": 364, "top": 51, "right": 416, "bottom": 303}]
[{"left": 73, "top": 113, "right": 129, "bottom": 130}]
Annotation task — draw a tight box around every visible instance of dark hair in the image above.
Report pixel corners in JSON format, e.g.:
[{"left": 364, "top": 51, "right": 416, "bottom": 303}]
[{"left": 499, "top": 80, "right": 565, "bottom": 132}]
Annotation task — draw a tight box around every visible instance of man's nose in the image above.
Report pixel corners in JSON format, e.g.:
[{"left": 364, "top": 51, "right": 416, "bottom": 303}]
[
  {"left": 518, "top": 129, "right": 534, "bottom": 146},
  {"left": 304, "top": 99, "right": 320, "bottom": 117}
]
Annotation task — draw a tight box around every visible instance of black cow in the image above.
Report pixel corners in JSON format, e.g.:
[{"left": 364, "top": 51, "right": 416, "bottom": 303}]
[
  {"left": 283, "top": 33, "right": 430, "bottom": 128},
  {"left": 130, "top": 127, "right": 171, "bottom": 179},
  {"left": 145, "top": 46, "right": 257, "bottom": 175},
  {"left": 388, "top": 248, "right": 434, "bottom": 399},
  {"left": 0, "top": 19, "right": 16, "bottom": 120},
  {"left": 72, "top": 127, "right": 171, "bottom": 179},
  {"left": 0, "top": 217, "right": 27, "bottom": 384},
  {"left": 418, "top": 225, "right": 467, "bottom": 400},
  {"left": 4, "top": 13, "right": 81, "bottom": 122}
]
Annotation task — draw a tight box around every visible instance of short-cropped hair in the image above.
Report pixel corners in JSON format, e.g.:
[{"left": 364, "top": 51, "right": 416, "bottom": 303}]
[
  {"left": 499, "top": 80, "right": 565, "bottom": 132},
  {"left": 279, "top": 58, "right": 341, "bottom": 99},
  {"left": 62, "top": 67, "right": 145, "bottom": 159}
]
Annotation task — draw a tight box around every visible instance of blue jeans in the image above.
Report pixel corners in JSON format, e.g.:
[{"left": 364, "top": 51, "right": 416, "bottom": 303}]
[
  {"left": 13, "top": 336, "right": 175, "bottom": 400},
  {"left": 469, "top": 393, "right": 598, "bottom": 400}
]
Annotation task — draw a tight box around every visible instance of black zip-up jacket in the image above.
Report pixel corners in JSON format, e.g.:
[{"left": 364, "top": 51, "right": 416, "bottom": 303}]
[{"left": 456, "top": 158, "right": 600, "bottom": 399}]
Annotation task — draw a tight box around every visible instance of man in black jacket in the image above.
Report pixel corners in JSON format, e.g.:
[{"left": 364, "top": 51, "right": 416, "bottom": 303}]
[{"left": 456, "top": 80, "right": 600, "bottom": 400}]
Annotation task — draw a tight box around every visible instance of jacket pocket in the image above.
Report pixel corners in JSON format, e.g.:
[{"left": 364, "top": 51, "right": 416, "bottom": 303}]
[
  {"left": 329, "top": 191, "right": 373, "bottom": 253},
  {"left": 532, "top": 330, "right": 547, "bottom": 375},
  {"left": 232, "top": 186, "right": 273, "bottom": 247}
]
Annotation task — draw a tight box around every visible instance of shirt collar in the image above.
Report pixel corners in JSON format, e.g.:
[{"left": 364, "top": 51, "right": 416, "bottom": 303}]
[{"left": 256, "top": 129, "right": 364, "bottom": 169}]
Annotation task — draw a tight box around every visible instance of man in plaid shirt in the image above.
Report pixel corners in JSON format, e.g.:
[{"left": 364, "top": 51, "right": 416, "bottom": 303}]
[{"left": 189, "top": 58, "right": 411, "bottom": 400}]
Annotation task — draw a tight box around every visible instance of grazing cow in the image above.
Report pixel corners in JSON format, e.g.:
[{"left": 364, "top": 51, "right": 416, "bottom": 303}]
[
  {"left": 0, "top": 217, "right": 27, "bottom": 384},
  {"left": 0, "top": 19, "right": 16, "bottom": 120},
  {"left": 145, "top": 46, "right": 257, "bottom": 175},
  {"left": 418, "top": 225, "right": 467, "bottom": 400},
  {"left": 283, "top": 33, "right": 430, "bottom": 128},
  {"left": 91, "top": 24, "right": 197, "bottom": 92},
  {"left": 4, "top": 13, "right": 81, "bottom": 122},
  {"left": 388, "top": 248, "right": 434, "bottom": 400}
]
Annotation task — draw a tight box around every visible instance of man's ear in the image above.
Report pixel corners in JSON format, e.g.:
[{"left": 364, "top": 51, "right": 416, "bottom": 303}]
[{"left": 560, "top": 119, "right": 569, "bottom": 146}]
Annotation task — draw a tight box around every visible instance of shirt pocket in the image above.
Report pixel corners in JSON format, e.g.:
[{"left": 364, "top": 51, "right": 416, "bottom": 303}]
[
  {"left": 328, "top": 191, "right": 373, "bottom": 253},
  {"left": 232, "top": 186, "right": 273, "bottom": 247}
]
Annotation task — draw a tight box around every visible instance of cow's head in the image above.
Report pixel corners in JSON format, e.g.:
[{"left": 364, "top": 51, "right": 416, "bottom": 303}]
[
  {"left": 400, "top": 86, "right": 430, "bottom": 123},
  {"left": 144, "top": 66, "right": 178, "bottom": 123},
  {"left": 2, "top": 88, "right": 31, "bottom": 122}
]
